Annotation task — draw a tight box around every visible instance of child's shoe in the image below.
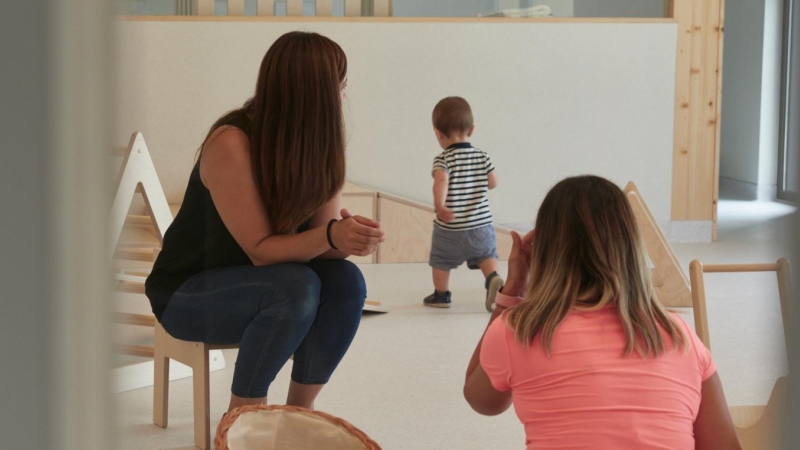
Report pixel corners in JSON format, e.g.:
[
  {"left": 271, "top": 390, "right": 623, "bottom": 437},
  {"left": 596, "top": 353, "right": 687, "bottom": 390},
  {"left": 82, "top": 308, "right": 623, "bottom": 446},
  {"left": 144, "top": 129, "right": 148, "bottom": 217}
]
[
  {"left": 485, "top": 272, "right": 505, "bottom": 312},
  {"left": 423, "top": 290, "right": 452, "bottom": 308}
]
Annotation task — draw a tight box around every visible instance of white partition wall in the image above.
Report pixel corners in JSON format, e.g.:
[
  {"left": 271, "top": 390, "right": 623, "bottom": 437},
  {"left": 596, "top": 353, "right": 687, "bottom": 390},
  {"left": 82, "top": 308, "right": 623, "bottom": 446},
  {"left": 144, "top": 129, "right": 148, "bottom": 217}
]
[{"left": 116, "top": 19, "right": 676, "bottom": 225}]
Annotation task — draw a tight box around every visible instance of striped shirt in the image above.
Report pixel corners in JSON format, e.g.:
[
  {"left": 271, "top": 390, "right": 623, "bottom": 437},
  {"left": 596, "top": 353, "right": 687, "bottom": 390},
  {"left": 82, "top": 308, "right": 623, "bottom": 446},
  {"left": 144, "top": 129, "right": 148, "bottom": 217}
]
[{"left": 432, "top": 142, "right": 495, "bottom": 231}]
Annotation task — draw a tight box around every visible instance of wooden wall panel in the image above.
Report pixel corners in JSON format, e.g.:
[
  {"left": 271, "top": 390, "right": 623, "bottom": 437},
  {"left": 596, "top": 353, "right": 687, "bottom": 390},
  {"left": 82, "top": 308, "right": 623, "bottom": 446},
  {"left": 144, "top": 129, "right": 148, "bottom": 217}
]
[
  {"left": 669, "top": 0, "right": 725, "bottom": 238},
  {"left": 341, "top": 193, "right": 377, "bottom": 263},
  {"left": 377, "top": 194, "right": 513, "bottom": 264},
  {"left": 377, "top": 197, "right": 435, "bottom": 263},
  {"left": 495, "top": 228, "right": 513, "bottom": 261},
  {"left": 286, "top": 0, "right": 303, "bottom": 16}
]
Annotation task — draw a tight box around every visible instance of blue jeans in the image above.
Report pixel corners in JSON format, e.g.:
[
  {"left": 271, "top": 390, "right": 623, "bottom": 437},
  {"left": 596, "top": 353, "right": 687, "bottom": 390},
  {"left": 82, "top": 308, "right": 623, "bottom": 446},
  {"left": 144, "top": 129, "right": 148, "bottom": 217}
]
[{"left": 159, "top": 260, "right": 366, "bottom": 398}]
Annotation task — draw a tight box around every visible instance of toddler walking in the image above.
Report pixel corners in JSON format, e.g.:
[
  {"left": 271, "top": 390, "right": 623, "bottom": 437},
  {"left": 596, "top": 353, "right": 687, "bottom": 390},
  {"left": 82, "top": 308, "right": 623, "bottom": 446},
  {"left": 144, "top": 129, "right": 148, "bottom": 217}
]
[{"left": 424, "top": 97, "right": 504, "bottom": 312}]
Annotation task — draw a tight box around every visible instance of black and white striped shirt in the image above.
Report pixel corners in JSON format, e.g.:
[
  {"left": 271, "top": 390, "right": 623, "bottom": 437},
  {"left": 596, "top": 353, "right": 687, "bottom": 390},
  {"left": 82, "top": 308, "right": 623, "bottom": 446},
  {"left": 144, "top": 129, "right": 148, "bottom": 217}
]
[{"left": 432, "top": 142, "right": 495, "bottom": 231}]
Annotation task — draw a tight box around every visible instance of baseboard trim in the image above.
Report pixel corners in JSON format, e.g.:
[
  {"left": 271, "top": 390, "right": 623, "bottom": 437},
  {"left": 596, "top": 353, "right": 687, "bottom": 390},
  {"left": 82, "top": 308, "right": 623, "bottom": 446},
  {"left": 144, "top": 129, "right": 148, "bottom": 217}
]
[{"left": 719, "top": 176, "right": 777, "bottom": 201}]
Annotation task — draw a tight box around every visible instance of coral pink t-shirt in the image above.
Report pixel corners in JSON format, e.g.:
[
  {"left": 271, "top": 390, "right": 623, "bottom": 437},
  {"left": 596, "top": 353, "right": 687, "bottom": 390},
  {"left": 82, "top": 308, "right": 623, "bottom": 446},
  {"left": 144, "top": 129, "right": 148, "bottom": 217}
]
[{"left": 480, "top": 306, "right": 716, "bottom": 450}]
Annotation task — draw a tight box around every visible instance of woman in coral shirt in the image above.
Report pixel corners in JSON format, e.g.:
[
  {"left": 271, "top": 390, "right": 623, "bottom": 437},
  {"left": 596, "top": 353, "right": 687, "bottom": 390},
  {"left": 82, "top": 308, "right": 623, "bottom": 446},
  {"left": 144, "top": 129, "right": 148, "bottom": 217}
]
[{"left": 464, "top": 175, "right": 740, "bottom": 450}]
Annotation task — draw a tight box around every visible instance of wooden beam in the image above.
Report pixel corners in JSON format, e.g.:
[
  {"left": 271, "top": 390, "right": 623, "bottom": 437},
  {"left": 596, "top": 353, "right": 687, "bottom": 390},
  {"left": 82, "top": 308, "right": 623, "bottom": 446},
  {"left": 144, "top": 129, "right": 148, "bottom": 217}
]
[
  {"left": 228, "top": 0, "right": 245, "bottom": 16},
  {"left": 192, "top": 0, "right": 215, "bottom": 16},
  {"left": 257, "top": 0, "right": 274, "bottom": 16},
  {"left": 373, "top": 0, "right": 391, "bottom": 17},
  {"left": 664, "top": 0, "right": 674, "bottom": 18},
  {"left": 316, "top": 0, "right": 333, "bottom": 16},
  {"left": 286, "top": 0, "right": 303, "bottom": 16},
  {"left": 345, "top": 0, "right": 362, "bottom": 17},
  {"left": 669, "top": 0, "right": 725, "bottom": 237},
  {"left": 711, "top": 0, "right": 726, "bottom": 240}
]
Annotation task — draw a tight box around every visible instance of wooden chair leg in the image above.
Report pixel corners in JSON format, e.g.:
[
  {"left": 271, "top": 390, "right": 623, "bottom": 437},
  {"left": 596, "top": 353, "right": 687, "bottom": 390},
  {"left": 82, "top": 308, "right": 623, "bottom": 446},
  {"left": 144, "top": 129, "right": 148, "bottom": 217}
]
[
  {"left": 192, "top": 346, "right": 211, "bottom": 450},
  {"left": 153, "top": 327, "right": 169, "bottom": 428}
]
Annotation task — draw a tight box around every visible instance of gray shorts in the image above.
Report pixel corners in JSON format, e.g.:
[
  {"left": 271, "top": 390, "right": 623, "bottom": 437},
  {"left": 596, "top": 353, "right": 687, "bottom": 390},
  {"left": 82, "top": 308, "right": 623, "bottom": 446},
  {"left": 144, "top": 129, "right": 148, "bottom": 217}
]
[{"left": 429, "top": 224, "right": 499, "bottom": 271}]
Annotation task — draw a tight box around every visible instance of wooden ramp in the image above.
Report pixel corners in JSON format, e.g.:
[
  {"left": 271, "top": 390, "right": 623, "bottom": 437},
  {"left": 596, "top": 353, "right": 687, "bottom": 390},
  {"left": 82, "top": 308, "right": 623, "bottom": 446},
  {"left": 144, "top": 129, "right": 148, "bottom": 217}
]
[{"left": 623, "top": 182, "right": 692, "bottom": 308}]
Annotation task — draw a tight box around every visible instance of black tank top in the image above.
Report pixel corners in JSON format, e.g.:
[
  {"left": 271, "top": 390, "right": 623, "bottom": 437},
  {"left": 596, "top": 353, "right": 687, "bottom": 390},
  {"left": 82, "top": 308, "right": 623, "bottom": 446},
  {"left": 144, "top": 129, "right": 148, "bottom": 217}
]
[{"left": 144, "top": 114, "right": 308, "bottom": 320}]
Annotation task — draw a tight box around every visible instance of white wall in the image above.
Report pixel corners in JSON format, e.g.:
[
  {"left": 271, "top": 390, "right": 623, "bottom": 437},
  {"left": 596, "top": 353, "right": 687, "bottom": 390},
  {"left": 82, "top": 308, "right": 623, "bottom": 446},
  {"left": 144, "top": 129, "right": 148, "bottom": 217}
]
[
  {"left": 758, "top": 0, "right": 784, "bottom": 191},
  {"left": 720, "top": 0, "right": 767, "bottom": 186},
  {"left": 720, "top": 0, "right": 784, "bottom": 199},
  {"left": 115, "top": 20, "right": 677, "bottom": 224}
]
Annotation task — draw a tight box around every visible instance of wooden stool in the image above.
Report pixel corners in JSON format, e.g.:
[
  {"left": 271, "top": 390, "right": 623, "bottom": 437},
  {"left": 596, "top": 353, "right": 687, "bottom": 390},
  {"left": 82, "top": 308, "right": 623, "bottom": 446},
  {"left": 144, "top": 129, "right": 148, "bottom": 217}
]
[{"left": 153, "top": 322, "right": 239, "bottom": 450}]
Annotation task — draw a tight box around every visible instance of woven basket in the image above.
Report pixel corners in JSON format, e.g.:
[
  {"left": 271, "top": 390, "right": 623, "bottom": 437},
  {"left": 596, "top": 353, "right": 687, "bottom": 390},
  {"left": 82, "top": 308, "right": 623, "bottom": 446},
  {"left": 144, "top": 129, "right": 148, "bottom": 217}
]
[{"left": 215, "top": 405, "right": 382, "bottom": 450}]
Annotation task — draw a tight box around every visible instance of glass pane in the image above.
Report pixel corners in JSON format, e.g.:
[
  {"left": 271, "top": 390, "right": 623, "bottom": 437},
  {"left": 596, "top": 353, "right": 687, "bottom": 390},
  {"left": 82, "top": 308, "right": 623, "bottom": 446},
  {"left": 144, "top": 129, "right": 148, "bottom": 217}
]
[
  {"left": 115, "top": 0, "right": 176, "bottom": 15},
  {"left": 215, "top": 0, "right": 228, "bottom": 15},
  {"left": 393, "top": 0, "right": 665, "bottom": 18},
  {"left": 274, "top": 1, "right": 334, "bottom": 16},
  {"left": 245, "top": 0, "right": 258, "bottom": 15},
  {"left": 115, "top": 0, "right": 668, "bottom": 17},
  {"left": 789, "top": 0, "right": 800, "bottom": 194}
]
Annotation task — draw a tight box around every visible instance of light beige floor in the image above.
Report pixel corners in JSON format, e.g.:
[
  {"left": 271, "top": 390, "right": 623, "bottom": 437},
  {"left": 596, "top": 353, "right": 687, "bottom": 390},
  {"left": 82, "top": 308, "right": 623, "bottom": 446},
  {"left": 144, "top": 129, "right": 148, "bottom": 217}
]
[{"left": 115, "top": 199, "right": 796, "bottom": 450}]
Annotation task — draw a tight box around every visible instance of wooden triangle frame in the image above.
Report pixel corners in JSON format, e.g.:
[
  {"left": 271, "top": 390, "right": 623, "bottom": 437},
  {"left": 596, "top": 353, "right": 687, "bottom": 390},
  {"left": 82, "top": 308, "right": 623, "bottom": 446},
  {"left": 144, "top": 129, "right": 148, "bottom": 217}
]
[
  {"left": 110, "top": 132, "right": 174, "bottom": 260},
  {"left": 111, "top": 132, "right": 228, "bottom": 393},
  {"left": 624, "top": 182, "right": 692, "bottom": 307}
]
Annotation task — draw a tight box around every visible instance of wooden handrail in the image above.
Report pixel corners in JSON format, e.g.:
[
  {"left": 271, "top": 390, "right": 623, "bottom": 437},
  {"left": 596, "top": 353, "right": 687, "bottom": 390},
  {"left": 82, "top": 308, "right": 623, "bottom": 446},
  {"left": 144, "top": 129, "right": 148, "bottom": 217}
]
[
  {"left": 701, "top": 263, "right": 782, "bottom": 273},
  {"left": 689, "top": 258, "right": 792, "bottom": 353}
]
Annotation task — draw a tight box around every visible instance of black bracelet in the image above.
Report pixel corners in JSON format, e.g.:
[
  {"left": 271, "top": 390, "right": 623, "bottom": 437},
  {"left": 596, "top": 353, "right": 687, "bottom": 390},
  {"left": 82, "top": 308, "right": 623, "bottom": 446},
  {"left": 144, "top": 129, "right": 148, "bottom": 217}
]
[{"left": 326, "top": 219, "right": 338, "bottom": 249}]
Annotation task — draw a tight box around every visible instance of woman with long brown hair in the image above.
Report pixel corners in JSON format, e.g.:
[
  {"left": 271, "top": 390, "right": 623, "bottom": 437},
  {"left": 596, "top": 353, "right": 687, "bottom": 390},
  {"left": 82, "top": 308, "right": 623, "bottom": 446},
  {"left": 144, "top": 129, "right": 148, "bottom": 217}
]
[
  {"left": 464, "top": 176, "right": 740, "bottom": 449},
  {"left": 145, "top": 31, "right": 383, "bottom": 412}
]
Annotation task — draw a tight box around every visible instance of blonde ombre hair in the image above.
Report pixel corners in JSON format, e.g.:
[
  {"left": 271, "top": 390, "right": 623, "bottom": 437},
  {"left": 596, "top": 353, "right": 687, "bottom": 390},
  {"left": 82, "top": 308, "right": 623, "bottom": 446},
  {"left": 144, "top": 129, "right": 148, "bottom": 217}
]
[{"left": 506, "top": 176, "right": 686, "bottom": 357}]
